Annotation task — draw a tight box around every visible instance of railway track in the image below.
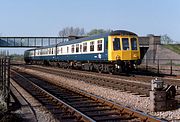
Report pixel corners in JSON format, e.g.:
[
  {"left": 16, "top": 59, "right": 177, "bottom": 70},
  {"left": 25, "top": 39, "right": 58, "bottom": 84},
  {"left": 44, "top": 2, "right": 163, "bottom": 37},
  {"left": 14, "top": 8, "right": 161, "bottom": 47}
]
[
  {"left": 15, "top": 65, "right": 180, "bottom": 97},
  {"left": 10, "top": 69, "right": 165, "bottom": 122},
  {"left": 12, "top": 63, "right": 180, "bottom": 87},
  {"left": 24, "top": 65, "right": 180, "bottom": 86}
]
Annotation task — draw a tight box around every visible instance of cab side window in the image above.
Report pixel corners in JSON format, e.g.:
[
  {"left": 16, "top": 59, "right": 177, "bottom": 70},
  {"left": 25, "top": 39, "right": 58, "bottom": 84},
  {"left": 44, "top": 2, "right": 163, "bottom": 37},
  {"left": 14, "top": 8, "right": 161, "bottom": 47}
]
[
  {"left": 113, "top": 38, "right": 121, "bottom": 50},
  {"left": 131, "top": 38, "right": 137, "bottom": 50}
]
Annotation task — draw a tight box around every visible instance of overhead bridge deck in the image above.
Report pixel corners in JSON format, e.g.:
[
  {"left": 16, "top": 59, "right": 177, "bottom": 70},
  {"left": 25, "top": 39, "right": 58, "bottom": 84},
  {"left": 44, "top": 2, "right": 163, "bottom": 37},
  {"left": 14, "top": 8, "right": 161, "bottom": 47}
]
[{"left": 0, "top": 37, "right": 69, "bottom": 47}]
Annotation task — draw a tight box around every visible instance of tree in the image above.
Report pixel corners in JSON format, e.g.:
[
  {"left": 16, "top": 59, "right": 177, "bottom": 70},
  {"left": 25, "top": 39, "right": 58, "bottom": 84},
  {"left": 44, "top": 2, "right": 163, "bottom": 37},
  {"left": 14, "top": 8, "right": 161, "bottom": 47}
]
[
  {"left": 58, "top": 27, "right": 85, "bottom": 37},
  {"left": 87, "top": 29, "right": 111, "bottom": 36},
  {"left": 160, "top": 34, "right": 174, "bottom": 44}
]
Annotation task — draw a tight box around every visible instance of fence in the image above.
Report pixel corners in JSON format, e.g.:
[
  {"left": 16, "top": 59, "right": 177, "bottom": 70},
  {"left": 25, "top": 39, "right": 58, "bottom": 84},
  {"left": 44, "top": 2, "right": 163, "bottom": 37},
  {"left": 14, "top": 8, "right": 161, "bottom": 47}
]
[
  {"left": 139, "top": 59, "right": 180, "bottom": 76},
  {"left": 0, "top": 57, "right": 10, "bottom": 110}
]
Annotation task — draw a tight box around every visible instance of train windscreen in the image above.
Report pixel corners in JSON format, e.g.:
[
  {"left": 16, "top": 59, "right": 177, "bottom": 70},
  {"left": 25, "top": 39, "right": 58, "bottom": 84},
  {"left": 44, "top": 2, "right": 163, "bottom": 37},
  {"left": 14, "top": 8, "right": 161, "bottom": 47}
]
[{"left": 122, "top": 38, "right": 129, "bottom": 50}]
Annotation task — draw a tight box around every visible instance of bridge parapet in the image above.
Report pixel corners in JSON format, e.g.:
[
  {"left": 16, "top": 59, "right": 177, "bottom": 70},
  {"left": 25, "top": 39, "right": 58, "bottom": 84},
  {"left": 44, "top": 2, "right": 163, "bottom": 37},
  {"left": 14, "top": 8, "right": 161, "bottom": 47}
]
[{"left": 138, "top": 35, "right": 161, "bottom": 47}]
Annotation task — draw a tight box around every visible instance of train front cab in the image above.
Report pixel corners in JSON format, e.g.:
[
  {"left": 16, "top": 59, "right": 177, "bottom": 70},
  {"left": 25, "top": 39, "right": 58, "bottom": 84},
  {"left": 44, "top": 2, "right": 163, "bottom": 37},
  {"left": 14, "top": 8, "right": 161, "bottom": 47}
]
[{"left": 108, "top": 35, "right": 140, "bottom": 71}]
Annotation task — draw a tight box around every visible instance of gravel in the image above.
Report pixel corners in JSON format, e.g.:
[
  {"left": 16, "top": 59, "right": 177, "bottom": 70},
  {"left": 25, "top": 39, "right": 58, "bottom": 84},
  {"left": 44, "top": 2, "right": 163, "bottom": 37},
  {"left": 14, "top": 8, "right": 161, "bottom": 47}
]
[
  {"left": 11, "top": 77, "right": 59, "bottom": 122},
  {"left": 13, "top": 66, "right": 180, "bottom": 121}
]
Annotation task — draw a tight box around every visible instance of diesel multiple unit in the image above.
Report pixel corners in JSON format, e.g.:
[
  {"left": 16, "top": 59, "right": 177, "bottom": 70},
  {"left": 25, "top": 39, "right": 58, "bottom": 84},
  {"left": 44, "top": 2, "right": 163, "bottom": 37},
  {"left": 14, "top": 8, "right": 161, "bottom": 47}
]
[{"left": 24, "top": 30, "right": 140, "bottom": 73}]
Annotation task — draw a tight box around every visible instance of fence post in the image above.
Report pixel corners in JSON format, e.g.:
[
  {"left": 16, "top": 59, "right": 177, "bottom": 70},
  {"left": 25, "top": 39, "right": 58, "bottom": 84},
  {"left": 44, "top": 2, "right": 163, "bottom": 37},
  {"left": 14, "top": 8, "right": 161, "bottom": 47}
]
[
  {"left": 170, "top": 60, "right": 172, "bottom": 75},
  {"left": 157, "top": 59, "right": 159, "bottom": 75},
  {"left": 2, "top": 58, "right": 6, "bottom": 98},
  {"left": 0, "top": 59, "right": 2, "bottom": 90},
  {"left": 7, "top": 58, "right": 10, "bottom": 109},
  {"left": 0, "top": 58, "right": 2, "bottom": 82},
  {"left": 146, "top": 58, "right": 148, "bottom": 71}
]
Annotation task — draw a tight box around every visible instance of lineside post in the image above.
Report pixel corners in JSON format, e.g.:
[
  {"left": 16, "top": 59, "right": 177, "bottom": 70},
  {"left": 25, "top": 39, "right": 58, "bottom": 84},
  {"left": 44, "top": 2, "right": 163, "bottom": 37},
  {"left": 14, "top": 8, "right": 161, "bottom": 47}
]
[
  {"left": 146, "top": 58, "right": 148, "bottom": 71},
  {"left": 0, "top": 59, "right": 2, "bottom": 92},
  {"left": 170, "top": 60, "right": 172, "bottom": 75},
  {"left": 157, "top": 59, "right": 159, "bottom": 75},
  {"left": 3, "top": 58, "right": 6, "bottom": 99},
  {"left": 6, "top": 58, "right": 10, "bottom": 109}
]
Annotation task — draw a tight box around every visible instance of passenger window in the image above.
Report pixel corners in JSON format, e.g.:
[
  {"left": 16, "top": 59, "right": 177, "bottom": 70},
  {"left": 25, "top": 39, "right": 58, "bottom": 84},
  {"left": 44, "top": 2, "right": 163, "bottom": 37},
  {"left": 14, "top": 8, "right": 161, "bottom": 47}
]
[
  {"left": 42, "top": 49, "right": 44, "bottom": 55},
  {"left": 76, "top": 44, "right": 79, "bottom": 53},
  {"left": 57, "top": 47, "right": 60, "bottom": 54},
  {"left": 97, "top": 40, "right": 102, "bottom": 51},
  {"left": 67, "top": 47, "right": 69, "bottom": 53},
  {"left": 83, "top": 43, "right": 87, "bottom": 52},
  {"left": 46, "top": 49, "right": 48, "bottom": 54},
  {"left": 48, "top": 48, "right": 50, "bottom": 54},
  {"left": 113, "top": 38, "right": 121, "bottom": 50},
  {"left": 90, "top": 41, "right": 94, "bottom": 51},
  {"left": 122, "top": 38, "right": 129, "bottom": 50},
  {"left": 52, "top": 48, "right": 53, "bottom": 54},
  {"left": 131, "top": 38, "right": 137, "bottom": 50},
  {"left": 80, "top": 44, "right": 82, "bottom": 52},
  {"left": 71, "top": 45, "right": 75, "bottom": 53},
  {"left": 61, "top": 47, "right": 63, "bottom": 54}
]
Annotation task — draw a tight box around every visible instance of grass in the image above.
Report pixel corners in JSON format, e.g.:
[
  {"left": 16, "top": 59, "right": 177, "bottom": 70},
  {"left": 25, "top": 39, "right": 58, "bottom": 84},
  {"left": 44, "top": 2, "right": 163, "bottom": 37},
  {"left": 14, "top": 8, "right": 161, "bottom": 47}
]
[{"left": 162, "top": 44, "right": 180, "bottom": 54}]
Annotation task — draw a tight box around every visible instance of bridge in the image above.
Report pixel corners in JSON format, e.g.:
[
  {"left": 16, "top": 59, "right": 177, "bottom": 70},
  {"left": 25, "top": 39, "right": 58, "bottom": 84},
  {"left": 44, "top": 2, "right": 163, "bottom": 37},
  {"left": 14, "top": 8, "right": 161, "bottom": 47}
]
[{"left": 0, "top": 37, "right": 69, "bottom": 47}]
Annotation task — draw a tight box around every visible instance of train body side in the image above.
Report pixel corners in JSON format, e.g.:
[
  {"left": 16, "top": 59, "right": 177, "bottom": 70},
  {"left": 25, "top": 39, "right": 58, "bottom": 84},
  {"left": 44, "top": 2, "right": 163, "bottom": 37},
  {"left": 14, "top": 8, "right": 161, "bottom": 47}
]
[{"left": 24, "top": 30, "right": 141, "bottom": 72}]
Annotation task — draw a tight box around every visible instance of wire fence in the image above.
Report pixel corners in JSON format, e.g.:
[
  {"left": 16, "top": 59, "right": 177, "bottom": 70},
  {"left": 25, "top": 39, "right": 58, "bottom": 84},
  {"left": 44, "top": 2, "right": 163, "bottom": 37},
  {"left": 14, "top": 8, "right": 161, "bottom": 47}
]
[{"left": 139, "top": 59, "right": 180, "bottom": 76}]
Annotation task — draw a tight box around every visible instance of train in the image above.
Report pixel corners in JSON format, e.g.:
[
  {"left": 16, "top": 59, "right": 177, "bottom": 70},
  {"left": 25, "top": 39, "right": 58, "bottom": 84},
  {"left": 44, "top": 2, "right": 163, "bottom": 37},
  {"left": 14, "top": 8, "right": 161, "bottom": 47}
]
[{"left": 24, "top": 30, "right": 141, "bottom": 73}]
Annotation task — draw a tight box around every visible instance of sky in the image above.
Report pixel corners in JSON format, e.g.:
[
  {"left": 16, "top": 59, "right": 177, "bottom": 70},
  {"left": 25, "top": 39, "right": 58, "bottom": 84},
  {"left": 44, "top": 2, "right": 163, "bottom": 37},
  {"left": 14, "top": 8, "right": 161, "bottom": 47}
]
[{"left": 0, "top": 0, "right": 180, "bottom": 54}]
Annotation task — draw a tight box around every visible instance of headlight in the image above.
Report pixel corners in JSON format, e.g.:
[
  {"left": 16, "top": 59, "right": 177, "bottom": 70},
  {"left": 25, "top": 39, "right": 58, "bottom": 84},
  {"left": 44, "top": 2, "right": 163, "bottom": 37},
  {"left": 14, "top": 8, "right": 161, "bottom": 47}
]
[
  {"left": 133, "top": 54, "right": 137, "bottom": 58},
  {"left": 116, "top": 55, "right": 121, "bottom": 60}
]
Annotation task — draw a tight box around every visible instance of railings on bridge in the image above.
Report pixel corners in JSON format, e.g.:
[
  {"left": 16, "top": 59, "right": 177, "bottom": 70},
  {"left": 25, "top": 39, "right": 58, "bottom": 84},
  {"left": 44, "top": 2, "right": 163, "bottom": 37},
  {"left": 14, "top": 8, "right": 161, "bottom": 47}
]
[
  {"left": 0, "top": 37, "right": 68, "bottom": 47},
  {"left": 0, "top": 57, "right": 10, "bottom": 110},
  {"left": 139, "top": 59, "right": 180, "bottom": 76}
]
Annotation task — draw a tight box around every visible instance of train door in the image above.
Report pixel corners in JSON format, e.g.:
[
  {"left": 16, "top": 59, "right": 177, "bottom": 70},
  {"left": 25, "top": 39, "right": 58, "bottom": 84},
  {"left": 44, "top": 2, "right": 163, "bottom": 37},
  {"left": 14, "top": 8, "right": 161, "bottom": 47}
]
[
  {"left": 121, "top": 37, "right": 131, "bottom": 60},
  {"left": 108, "top": 36, "right": 122, "bottom": 61}
]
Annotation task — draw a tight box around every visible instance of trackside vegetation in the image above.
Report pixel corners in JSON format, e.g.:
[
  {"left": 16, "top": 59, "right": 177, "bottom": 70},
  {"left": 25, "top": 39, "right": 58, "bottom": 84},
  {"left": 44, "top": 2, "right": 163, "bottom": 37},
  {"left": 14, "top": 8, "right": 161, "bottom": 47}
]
[{"left": 162, "top": 44, "right": 180, "bottom": 54}]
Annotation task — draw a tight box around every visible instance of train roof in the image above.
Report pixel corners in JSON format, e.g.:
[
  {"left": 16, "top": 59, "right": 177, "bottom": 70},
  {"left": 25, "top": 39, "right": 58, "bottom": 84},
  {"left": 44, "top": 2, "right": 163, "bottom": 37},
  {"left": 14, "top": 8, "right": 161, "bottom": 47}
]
[
  {"left": 25, "top": 30, "right": 137, "bottom": 51},
  {"left": 57, "top": 30, "right": 137, "bottom": 46}
]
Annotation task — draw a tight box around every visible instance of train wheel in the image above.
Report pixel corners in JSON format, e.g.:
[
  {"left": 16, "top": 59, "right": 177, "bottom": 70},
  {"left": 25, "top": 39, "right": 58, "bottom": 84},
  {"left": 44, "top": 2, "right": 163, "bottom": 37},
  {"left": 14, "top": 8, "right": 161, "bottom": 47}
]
[
  {"left": 108, "top": 67, "right": 113, "bottom": 74},
  {"left": 89, "top": 64, "right": 93, "bottom": 71},
  {"left": 97, "top": 64, "right": 103, "bottom": 73},
  {"left": 97, "top": 68, "right": 102, "bottom": 73}
]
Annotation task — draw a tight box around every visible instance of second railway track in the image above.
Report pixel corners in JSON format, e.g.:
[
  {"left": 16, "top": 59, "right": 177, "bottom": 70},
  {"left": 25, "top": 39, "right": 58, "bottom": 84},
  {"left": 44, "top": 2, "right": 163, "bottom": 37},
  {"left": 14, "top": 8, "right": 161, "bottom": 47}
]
[
  {"left": 10, "top": 69, "right": 165, "bottom": 122},
  {"left": 16, "top": 65, "right": 151, "bottom": 96}
]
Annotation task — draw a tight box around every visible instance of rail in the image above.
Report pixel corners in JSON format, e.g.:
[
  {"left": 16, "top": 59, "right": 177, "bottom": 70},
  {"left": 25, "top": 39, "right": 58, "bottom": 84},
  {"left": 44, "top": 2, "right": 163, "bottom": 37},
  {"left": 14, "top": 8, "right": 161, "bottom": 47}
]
[{"left": 11, "top": 69, "right": 166, "bottom": 122}]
